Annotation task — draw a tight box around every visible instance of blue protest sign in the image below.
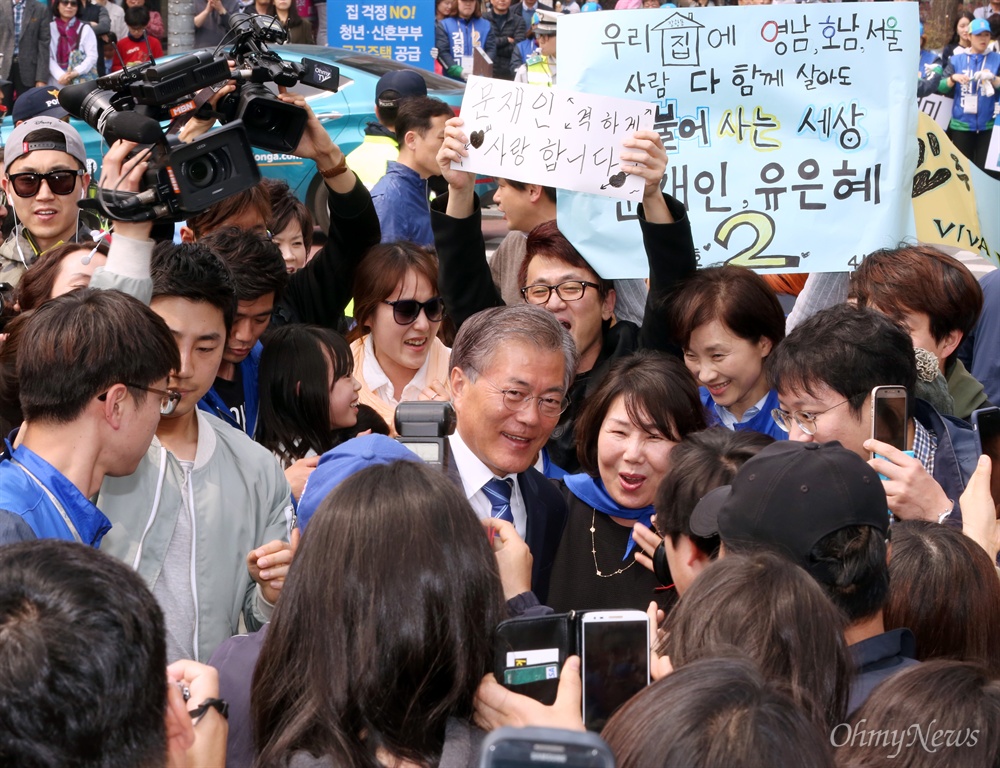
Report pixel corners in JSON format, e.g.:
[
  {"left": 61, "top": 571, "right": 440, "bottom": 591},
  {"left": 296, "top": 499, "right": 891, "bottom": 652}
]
[
  {"left": 557, "top": 6, "right": 920, "bottom": 277},
  {"left": 329, "top": 1, "right": 435, "bottom": 70}
]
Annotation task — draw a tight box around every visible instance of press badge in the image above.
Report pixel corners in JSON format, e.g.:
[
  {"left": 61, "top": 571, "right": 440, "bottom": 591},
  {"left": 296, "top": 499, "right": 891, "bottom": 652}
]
[{"left": 962, "top": 90, "right": 978, "bottom": 114}]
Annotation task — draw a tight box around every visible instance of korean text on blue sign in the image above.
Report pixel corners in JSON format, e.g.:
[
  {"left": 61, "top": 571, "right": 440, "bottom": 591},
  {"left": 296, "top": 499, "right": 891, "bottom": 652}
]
[
  {"left": 558, "top": 5, "right": 919, "bottom": 278},
  {"left": 331, "top": 1, "right": 433, "bottom": 70}
]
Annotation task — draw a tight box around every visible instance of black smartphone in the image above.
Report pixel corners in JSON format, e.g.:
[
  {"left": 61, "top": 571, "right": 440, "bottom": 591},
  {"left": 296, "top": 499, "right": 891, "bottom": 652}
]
[
  {"left": 479, "top": 727, "right": 616, "bottom": 768},
  {"left": 971, "top": 407, "right": 1000, "bottom": 516},
  {"left": 580, "top": 610, "right": 649, "bottom": 732},
  {"left": 870, "top": 385, "right": 909, "bottom": 453}
]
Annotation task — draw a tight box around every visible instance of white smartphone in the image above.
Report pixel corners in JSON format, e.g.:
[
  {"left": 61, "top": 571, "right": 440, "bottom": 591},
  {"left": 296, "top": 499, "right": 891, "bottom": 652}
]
[{"left": 579, "top": 610, "right": 650, "bottom": 732}]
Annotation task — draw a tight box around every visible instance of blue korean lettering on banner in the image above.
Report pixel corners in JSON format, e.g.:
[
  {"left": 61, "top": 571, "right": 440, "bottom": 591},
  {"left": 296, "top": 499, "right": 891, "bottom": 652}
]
[
  {"left": 330, "top": 1, "right": 434, "bottom": 70},
  {"left": 557, "top": 5, "right": 920, "bottom": 277}
]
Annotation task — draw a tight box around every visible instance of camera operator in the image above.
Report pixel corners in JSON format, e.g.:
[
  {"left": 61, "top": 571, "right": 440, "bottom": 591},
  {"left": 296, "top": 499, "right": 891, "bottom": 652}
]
[{"left": 0, "top": 117, "right": 102, "bottom": 290}]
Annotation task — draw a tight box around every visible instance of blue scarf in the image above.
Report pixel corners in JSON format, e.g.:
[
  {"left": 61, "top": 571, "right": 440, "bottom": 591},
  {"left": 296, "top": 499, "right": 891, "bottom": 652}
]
[{"left": 563, "top": 473, "right": 654, "bottom": 561}]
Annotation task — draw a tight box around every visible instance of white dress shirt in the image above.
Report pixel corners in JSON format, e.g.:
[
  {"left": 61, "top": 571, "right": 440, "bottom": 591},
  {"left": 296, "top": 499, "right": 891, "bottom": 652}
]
[
  {"left": 448, "top": 431, "right": 527, "bottom": 538},
  {"left": 362, "top": 334, "right": 430, "bottom": 407}
]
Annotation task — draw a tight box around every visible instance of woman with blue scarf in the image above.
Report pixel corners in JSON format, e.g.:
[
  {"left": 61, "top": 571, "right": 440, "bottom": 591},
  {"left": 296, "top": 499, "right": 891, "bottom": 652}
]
[{"left": 546, "top": 351, "right": 706, "bottom": 614}]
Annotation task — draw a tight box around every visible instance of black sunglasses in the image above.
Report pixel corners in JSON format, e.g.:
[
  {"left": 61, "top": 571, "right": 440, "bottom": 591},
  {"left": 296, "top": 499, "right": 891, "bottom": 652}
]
[
  {"left": 7, "top": 169, "right": 85, "bottom": 197},
  {"left": 383, "top": 297, "right": 446, "bottom": 325}
]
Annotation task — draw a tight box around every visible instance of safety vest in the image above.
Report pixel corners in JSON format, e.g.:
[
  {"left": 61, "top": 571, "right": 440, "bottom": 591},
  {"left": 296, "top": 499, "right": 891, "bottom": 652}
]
[{"left": 526, "top": 57, "right": 553, "bottom": 87}]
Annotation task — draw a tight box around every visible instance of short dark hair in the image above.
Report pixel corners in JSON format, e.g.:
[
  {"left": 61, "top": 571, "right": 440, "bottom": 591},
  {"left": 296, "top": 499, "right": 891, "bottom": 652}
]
[
  {"left": 124, "top": 5, "right": 150, "bottom": 26},
  {"left": 655, "top": 428, "right": 774, "bottom": 555},
  {"left": 519, "top": 220, "right": 612, "bottom": 295},
  {"left": 669, "top": 265, "right": 786, "bottom": 351},
  {"left": 0, "top": 540, "right": 168, "bottom": 768},
  {"left": 394, "top": 96, "right": 454, "bottom": 142},
  {"left": 837, "top": 661, "right": 1000, "bottom": 767},
  {"left": 14, "top": 240, "right": 110, "bottom": 312},
  {"left": 18, "top": 288, "right": 179, "bottom": 424},
  {"left": 262, "top": 178, "right": 314, "bottom": 251},
  {"left": 662, "top": 551, "right": 851, "bottom": 729},
  {"left": 766, "top": 304, "right": 917, "bottom": 420},
  {"left": 501, "top": 178, "right": 557, "bottom": 205},
  {"left": 806, "top": 524, "right": 889, "bottom": 624},
  {"left": 199, "top": 227, "right": 287, "bottom": 303},
  {"left": 186, "top": 184, "right": 271, "bottom": 239},
  {"left": 574, "top": 350, "right": 706, "bottom": 478},
  {"left": 252, "top": 461, "right": 506, "bottom": 766},
  {"left": 849, "top": 245, "right": 982, "bottom": 363},
  {"left": 151, "top": 241, "right": 238, "bottom": 331},
  {"left": 602, "top": 658, "right": 836, "bottom": 768},
  {"left": 884, "top": 521, "right": 1000, "bottom": 674},
  {"left": 257, "top": 325, "right": 354, "bottom": 465}
]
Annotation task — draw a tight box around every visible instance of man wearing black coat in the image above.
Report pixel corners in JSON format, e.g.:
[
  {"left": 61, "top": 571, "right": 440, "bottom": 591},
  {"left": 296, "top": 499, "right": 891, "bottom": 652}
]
[{"left": 486, "top": 0, "right": 527, "bottom": 80}]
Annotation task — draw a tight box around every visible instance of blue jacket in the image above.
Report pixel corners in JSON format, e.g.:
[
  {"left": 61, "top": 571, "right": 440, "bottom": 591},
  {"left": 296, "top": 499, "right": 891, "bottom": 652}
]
[
  {"left": 915, "top": 399, "right": 979, "bottom": 523},
  {"left": 0, "top": 440, "right": 111, "bottom": 546},
  {"left": 198, "top": 341, "right": 262, "bottom": 437},
  {"left": 701, "top": 387, "right": 788, "bottom": 442},
  {"left": 371, "top": 162, "right": 434, "bottom": 248},
  {"left": 942, "top": 50, "right": 1000, "bottom": 132},
  {"left": 440, "top": 16, "right": 497, "bottom": 64}
]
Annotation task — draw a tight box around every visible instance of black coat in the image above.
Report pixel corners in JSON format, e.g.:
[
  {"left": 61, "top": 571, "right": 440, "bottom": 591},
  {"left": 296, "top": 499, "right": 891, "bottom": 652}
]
[{"left": 485, "top": 9, "right": 527, "bottom": 80}]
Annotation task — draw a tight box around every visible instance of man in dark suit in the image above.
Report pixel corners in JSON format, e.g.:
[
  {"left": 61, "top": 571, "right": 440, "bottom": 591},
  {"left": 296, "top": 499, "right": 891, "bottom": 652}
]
[
  {"left": 447, "top": 304, "right": 577, "bottom": 601},
  {"left": 0, "top": 0, "right": 52, "bottom": 96}
]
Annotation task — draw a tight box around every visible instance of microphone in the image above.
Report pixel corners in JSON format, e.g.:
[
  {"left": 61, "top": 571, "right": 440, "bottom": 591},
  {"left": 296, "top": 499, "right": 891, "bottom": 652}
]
[{"left": 105, "top": 111, "right": 164, "bottom": 144}]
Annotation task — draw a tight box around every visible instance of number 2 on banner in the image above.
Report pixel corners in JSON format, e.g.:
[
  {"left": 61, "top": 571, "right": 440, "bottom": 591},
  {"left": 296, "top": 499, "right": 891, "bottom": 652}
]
[{"left": 715, "top": 212, "right": 800, "bottom": 270}]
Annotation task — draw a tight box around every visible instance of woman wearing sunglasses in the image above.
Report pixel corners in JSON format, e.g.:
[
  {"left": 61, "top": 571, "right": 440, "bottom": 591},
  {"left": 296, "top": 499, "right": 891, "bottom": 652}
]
[
  {"left": 49, "top": 0, "right": 99, "bottom": 87},
  {"left": 349, "top": 242, "right": 450, "bottom": 434}
]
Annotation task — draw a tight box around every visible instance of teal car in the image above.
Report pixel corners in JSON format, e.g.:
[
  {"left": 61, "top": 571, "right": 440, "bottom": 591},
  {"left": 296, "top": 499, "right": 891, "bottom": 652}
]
[{"left": 75, "top": 45, "right": 491, "bottom": 228}]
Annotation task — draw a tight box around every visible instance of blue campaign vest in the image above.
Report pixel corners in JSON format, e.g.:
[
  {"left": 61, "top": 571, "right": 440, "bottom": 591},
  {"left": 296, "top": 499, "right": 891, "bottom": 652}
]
[
  {"left": 948, "top": 51, "right": 1000, "bottom": 132},
  {"left": 441, "top": 15, "right": 491, "bottom": 57}
]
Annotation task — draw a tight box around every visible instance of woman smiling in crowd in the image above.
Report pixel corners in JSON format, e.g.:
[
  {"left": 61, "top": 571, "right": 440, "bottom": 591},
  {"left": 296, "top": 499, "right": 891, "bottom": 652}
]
[
  {"left": 545, "top": 351, "right": 706, "bottom": 614},
  {"left": 349, "top": 242, "right": 451, "bottom": 434}
]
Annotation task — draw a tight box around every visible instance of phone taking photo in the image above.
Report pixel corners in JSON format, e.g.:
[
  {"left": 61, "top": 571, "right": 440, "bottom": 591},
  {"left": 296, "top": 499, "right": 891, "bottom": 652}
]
[
  {"left": 580, "top": 610, "right": 649, "bottom": 732},
  {"left": 971, "top": 407, "right": 1000, "bottom": 517},
  {"left": 870, "top": 385, "right": 909, "bottom": 454}
]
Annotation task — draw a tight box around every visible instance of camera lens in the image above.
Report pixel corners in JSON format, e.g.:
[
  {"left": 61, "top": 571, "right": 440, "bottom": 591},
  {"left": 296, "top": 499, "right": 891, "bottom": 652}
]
[
  {"left": 243, "top": 100, "right": 280, "bottom": 133},
  {"left": 182, "top": 152, "right": 226, "bottom": 189}
]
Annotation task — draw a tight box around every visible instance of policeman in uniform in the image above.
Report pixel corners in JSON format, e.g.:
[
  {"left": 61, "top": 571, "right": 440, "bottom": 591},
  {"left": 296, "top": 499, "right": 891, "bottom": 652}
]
[{"left": 515, "top": 10, "right": 557, "bottom": 86}]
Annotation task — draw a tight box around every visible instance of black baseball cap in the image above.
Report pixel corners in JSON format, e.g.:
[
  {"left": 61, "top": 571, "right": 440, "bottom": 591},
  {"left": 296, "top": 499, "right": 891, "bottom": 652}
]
[
  {"left": 689, "top": 441, "right": 889, "bottom": 573},
  {"left": 11, "top": 87, "right": 69, "bottom": 125},
  {"left": 375, "top": 71, "right": 427, "bottom": 109}
]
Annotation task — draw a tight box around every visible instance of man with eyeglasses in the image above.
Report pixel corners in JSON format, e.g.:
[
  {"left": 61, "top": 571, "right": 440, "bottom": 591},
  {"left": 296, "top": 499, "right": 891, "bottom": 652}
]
[
  {"left": 766, "top": 304, "right": 978, "bottom": 525},
  {"left": 0, "top": 289, "right": 179, "bottom": 545},
  {"left": 0, "top": 117, "right": 99, "bottom": 289},
  {"left": 448, "top": 304, "right": 578, "bottom": 601},
  {"left": 434, "top": 118, "right": 693, "bottom": 474}
]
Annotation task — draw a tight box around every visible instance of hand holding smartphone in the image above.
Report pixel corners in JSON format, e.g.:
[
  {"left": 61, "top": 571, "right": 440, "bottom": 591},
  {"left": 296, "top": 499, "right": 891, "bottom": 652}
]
[
  {"left": 971, "top": 407, "right": 1000, "bottom": 517},
  {"left": 580, "top": 611, "right": 650, "bottom": 732}
]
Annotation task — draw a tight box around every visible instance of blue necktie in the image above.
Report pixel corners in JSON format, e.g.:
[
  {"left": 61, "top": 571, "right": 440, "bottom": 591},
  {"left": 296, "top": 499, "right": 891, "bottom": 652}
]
[{"left": 482, "top": 477, "right": 515, "bottom": 524}]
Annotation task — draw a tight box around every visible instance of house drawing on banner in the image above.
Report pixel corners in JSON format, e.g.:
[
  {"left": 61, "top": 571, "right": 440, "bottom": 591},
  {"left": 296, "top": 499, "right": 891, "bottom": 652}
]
[{"left": 652, "top": 13, "right": 704, "bottom": 67}]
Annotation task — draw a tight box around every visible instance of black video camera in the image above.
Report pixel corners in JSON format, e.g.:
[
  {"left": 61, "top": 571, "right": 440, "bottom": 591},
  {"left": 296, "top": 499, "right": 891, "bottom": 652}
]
[{"left": 57, "top": 17, "right": 339, "bottom": 221}]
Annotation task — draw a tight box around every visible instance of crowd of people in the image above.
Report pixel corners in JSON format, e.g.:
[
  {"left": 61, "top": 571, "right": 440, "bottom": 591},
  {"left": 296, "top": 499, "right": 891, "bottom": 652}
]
[{"left": 0, "top": 1, "right": 999, "bottom": 767}]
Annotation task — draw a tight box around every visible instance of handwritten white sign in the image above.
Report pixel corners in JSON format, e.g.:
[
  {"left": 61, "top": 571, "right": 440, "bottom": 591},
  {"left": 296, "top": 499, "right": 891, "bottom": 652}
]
[{"left": 452, "top": 75, "right": 657, "bottom": 200}]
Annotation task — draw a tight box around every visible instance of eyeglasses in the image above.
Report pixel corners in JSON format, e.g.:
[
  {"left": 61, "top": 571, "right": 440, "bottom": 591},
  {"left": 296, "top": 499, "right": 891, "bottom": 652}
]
[
  {"left": 99, "top": 383, "right": 183, "bottom": 416},
  {"left": 474, "top": 371, "right": 569, "bottom": 418},
  {"left": 6, "top": 170, "right": 85, "bottom": 197},
  {"left": 521, "top": 280, "right": 601, "bottom": 305},
  {"left": 771, "top": 399, "right": 851, "bottom": 436},
  {"left": 383, "top": 297, "right": 446, "bottom": 325}
]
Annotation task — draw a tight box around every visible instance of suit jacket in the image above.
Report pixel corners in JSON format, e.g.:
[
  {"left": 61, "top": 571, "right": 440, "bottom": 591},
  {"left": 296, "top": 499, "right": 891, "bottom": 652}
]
[
  {"left": 446, "top": 456, "right": 568, "bottom": 603},
  {"left": 0, "top": 0, "right": 52, "bottom": 85}
]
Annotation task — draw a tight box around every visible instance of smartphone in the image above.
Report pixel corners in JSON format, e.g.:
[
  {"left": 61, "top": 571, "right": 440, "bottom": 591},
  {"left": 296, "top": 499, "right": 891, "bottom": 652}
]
[
  {"left": 870, "top": 386, "right": 910, "bottom": 453},
  {"left": 971, "top": 406, "right": 1000, "bottom": 516},
  {"left": 580, "top": 610, "right": 649, "bottom": 732},
  {"left": 479, "top": 727, "right": 616, "bottom": 768}
]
